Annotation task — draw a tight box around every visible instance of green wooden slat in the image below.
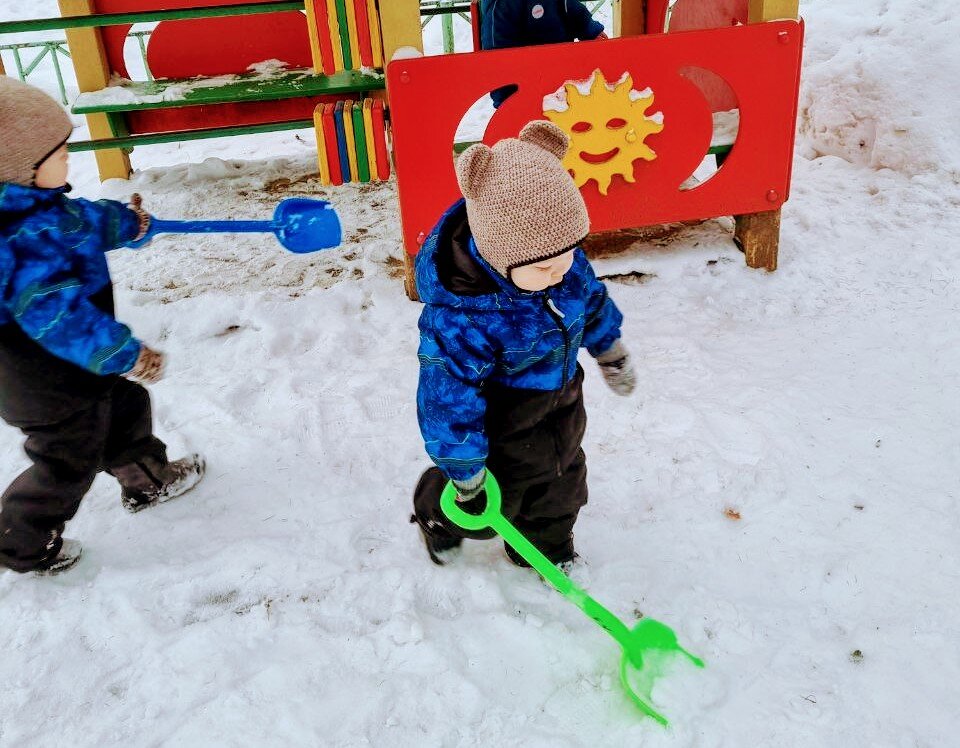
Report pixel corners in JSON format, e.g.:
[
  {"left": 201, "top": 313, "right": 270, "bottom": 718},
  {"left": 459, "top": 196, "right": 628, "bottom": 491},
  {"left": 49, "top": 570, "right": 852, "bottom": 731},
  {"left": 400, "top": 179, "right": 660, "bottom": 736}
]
[
  {"left": 0, "top": 2, "right": 304, "bottom": 35},
  {"left": 333, "top": 0, "right": 353, "bottom": 70},
  {"left": 351, "top": 102, "right": 370, "bottom": 182},
  {"left": 72, "top": 68, "right": 385, "bottom": 114},
  {"left": 66, "top": 118, "right": 315, "bottom": 151}
]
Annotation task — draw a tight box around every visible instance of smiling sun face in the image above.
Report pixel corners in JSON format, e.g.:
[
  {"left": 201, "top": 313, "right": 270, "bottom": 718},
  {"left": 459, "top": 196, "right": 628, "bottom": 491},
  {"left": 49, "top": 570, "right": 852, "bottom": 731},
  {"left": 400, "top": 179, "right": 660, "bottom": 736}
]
[{"left": 544, "top": 70, "right": 664, "bottom": 196}]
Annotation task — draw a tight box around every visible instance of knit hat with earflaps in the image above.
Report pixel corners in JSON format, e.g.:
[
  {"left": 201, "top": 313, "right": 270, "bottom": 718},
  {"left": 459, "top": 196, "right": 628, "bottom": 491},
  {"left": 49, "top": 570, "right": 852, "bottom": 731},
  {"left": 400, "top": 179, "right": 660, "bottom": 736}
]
[
  {"left": 456, "top": 120, "right": 590, "bottom": 278},
  {"left": 0, "top": 76, "right": 73, "bottom": 186}
]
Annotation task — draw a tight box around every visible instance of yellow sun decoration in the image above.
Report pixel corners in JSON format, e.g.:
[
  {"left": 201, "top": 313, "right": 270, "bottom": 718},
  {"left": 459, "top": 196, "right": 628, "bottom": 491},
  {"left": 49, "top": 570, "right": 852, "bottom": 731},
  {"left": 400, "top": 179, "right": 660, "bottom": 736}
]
[{"left": 545, "top": 70, "right": 664, "bottom": 196}]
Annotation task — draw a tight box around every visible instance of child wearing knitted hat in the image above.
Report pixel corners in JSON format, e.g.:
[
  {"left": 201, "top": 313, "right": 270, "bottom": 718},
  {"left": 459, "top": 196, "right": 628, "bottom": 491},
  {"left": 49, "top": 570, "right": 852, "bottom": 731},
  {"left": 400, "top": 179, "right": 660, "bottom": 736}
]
[
  {"left": 411, "top": 120, "right": 634, "bottom": 568},
  {"left": 0, "top": 77, "right": 204, "bottom": 576}
]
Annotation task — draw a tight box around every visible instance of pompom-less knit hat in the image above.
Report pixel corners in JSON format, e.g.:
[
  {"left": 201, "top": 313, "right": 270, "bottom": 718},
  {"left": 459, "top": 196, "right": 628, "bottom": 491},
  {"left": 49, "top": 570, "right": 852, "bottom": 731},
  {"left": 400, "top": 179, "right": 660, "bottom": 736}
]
[
  {"left": 456, "top": 120, "right": 590, "bottom": 277},
  {"left": 0, "top": 76, "right": 73, "bottom": 186}
]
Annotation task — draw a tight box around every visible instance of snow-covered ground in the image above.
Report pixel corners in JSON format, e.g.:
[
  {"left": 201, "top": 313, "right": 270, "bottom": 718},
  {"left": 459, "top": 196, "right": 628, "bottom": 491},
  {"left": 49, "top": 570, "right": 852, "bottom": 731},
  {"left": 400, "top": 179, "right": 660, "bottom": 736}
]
[{"left": 1, "top": 1, "right": 958, "bottom": 745}]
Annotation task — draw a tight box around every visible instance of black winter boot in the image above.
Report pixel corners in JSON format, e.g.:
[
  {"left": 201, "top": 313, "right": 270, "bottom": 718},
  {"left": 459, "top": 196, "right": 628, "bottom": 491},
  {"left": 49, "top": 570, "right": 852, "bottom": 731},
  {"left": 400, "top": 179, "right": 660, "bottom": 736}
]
[
  {"left": 409, "top": 513, "right": 462, "bottom": 565},
  {"left": 111, "top": 454, "right": 205, "bottom": 513},
  {"left": 34, "top": 538, "right": 83, "bottom": 576}
]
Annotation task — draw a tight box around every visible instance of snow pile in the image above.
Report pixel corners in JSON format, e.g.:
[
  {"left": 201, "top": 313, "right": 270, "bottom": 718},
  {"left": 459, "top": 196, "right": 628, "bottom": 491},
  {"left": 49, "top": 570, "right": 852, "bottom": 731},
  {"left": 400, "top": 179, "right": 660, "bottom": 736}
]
[{"left": 797, "top": 0, "right": 960, "bottom": 177}]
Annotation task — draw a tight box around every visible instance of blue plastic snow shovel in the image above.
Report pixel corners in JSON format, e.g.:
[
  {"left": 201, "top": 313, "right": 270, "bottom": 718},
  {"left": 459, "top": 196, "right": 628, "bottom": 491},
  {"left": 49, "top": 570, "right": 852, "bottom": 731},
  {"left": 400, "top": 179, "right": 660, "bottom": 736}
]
[
  {"left": 130, "top": 198, "right": 341, "bottom": 252},
  {"left": 441, "top": 471, "right": 704, "bottom": 726}
]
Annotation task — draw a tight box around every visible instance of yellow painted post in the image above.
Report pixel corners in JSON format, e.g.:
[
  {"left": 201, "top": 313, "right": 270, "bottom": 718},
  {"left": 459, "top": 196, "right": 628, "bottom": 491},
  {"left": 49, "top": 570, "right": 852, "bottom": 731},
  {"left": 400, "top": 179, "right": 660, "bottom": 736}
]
[
  {"left": 57, "top": 0, "right": 131, "bottom": 181},
  {"left": 748, "top": 0, "right": 800, "bottom": 22},
  {"left": 366, "top": 0, "right": 384, "bottom": 68},
  {"left": 735, "top": 0, "right": 800, "bottom": 271},
  {"left": 377, "top": 0, "right": 422, "bottom": 62},
  {"left": 326, "top": 0, "right": 345, "bottom": 71},
  {"left": 0, "top": 54, "right": 6, "bottom": 76},
  {"left": 344, "top": 0, "right": 362, "bottom": 69},
  {"left": 343, "top": 101, "right": 360, "bottom": 182},
  {"left": 304, "top": 0, "right": 325, "bottom": 73},
  {"left": 613, "top": 0, "right": 645, "bottom": 38}
]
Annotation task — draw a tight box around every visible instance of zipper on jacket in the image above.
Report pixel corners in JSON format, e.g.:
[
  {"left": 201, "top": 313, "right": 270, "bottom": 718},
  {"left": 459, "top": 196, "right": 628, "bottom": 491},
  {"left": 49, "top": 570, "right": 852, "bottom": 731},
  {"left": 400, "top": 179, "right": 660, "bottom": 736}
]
[
  {"left": 543, "top": 291, "right": 571, "bottom": 477},
  {"left": 543, "top": 291, "right": 570, "bottom": 385}
]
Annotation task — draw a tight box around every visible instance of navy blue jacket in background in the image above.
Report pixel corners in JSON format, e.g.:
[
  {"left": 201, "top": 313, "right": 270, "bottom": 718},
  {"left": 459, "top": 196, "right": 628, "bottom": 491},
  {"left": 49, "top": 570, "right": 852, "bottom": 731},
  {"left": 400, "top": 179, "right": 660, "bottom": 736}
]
[
  {"left": 0, "top": 182, "right": 144, "bottom": 375},
  {"left": 481, "top": 0, "right": 605, "bottom": 50},
  {"left": 480, "top": 0, "right": 605, "bottom": 107},
  {"left": 416, "top": 200, "right": 623, "bottom": 482}
]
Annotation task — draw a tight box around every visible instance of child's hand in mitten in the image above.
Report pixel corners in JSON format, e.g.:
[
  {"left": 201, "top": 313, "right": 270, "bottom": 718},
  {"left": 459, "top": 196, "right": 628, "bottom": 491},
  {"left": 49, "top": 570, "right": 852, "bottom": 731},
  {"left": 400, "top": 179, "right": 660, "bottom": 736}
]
[
  {"left": 596, "top": 340, "right": 636, "bottom": 396},
  {"left": 126, "top": 345, "right": 165, "bottom": 384},
  {"left": 126, "top": 193, "right": 154, "bottom": 248}
]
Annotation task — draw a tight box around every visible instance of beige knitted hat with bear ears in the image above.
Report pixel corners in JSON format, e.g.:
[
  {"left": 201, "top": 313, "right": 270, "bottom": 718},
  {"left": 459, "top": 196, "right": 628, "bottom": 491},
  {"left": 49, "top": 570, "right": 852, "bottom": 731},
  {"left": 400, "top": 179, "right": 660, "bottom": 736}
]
[
  {"left": 455, "top": 120, "right": 590, "bottom": 278},
  {"left": 0, "top": 76, "right": 73, "bottom": 186}
]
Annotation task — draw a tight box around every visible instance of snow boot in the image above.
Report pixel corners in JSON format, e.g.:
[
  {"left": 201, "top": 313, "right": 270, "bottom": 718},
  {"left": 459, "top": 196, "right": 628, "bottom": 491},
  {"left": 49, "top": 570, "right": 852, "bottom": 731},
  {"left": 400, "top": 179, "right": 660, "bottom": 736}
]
[
  {"left": 34, "top": 538, "right": 83, "bottom": 576},
  {"left": 112, "top": 454, "right": 206, "bottom": 513},
  {"left": 410, "top": 512, "right": 462, "bottom": 565}
]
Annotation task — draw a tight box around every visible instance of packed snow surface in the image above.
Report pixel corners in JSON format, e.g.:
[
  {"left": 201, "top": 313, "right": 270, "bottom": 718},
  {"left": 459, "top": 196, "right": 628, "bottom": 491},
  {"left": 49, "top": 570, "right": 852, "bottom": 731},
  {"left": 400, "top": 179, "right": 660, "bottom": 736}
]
[{"left": 1, "top": 1, "right": 958, "bottom": 745}]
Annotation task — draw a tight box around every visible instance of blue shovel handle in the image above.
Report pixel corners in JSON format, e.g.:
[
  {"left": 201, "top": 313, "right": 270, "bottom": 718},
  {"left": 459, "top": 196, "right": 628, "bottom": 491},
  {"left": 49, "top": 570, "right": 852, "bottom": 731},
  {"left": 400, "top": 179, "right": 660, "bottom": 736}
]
[{"left": 127, "top": 198, "right": 341, "bottom": 253}]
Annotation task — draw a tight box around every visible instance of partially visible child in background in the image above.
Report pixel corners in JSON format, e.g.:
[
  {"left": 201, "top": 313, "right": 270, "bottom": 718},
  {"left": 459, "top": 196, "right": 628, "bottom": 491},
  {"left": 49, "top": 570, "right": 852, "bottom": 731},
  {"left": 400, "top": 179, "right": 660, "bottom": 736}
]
[
  {"left": 480, "top": 0, "right": 608, "bottom": 107},
  {"left": 0, "top": 77, "right": 204, "bottom": 576},
  {"left": 411, "top": 121, "right": 635, "bottom": 570}
]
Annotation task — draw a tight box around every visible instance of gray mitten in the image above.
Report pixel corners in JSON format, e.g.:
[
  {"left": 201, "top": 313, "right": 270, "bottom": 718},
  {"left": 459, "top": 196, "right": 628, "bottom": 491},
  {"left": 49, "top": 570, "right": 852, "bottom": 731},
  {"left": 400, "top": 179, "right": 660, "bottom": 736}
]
[
  {"left": 596, "top": 340, "right": 636, "bottom": 396},
  {"left": 453, "top": 469, "right": 486, "bottom": 502}
]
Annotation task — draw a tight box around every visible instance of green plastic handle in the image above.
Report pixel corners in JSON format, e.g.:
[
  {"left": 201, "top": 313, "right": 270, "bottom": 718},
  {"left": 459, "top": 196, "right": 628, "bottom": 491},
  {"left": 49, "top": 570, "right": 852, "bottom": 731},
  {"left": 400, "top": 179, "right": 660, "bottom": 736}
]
[
  {"left": 441, "top": 472, "right": 636, "bottom": 652},
  {"left": 441, "top": 471, "right": 704, "bottom": 726}
]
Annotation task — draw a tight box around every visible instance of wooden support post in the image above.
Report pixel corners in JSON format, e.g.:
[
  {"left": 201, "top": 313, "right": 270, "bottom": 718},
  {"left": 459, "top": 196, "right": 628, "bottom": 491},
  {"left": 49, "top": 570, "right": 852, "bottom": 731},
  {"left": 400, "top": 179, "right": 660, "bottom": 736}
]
[
  {"left": 402, "top": 250, "right": 419, "bottom": 301},
  {"left": 0, "top": 53, "right": 6, "bottom": 76},
  {"left": 733, "top": 0, "right": 799, "bottom": 271},
  {"left": 613, "top": 0, "right": 645, "bottom": 37},
  {"left": 748, "top": 0, "right": 800, "bottom": 22},
  {"left": 734, "top": 209, "right": 779, "bottom": 271},
  {"left": 57, "top": 0, "right": 131, "bottom": 181},
  {"left": 377, "top": 0, "right": 423, "bottom": 62}
]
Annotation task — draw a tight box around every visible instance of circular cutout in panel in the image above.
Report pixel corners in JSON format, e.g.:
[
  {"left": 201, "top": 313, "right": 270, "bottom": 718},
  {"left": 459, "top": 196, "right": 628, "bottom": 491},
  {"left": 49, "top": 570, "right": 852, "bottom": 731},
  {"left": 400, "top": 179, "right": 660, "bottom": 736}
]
[{"left": 677, "top": 66, "right": 740, "bottom": 191}]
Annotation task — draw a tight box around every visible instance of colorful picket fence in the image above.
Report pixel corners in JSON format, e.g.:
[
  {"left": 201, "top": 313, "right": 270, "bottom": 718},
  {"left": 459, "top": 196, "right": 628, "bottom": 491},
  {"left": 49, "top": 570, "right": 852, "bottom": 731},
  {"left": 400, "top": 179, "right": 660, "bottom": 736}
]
[
  {"left": 305, "top": 0, "right": 385, "bottom": 74},
  {"left": 313, "top": 98, "right": 390, "bottom": 185}
]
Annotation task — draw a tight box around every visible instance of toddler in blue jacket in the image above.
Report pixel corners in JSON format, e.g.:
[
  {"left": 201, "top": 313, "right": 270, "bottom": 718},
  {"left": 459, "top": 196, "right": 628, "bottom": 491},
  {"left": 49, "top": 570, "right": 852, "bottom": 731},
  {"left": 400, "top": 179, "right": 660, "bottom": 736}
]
[
  {"left": 411, "top": 121, "right": 634, "bottom": 568},
  {"left": 0, "top": 78, "right": 204, "bottom": 575},
  {"left": 481, "top": 0, "right": 607, "bottom": 107}
]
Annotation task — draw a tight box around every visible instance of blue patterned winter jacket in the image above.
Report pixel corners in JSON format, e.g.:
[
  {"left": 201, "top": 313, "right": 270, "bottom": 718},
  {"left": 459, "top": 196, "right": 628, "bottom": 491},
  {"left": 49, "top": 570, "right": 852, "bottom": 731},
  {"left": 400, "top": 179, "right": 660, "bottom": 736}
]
[
  {"left": 0, "top": 183, "right": 144, "bottom": 375},
  {"left": 416, "top": 200, "right": 623, "bottom": 481}
]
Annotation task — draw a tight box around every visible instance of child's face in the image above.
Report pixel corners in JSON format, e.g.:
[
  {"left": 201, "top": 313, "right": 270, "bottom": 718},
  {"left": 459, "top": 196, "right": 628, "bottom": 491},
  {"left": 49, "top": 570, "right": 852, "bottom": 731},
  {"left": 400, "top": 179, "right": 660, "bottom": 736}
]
[
  {"left": 34, "top": 144, "right": 69, "bottom": 189},
  {"left": 510, "top": 250, "right": 576, "bottom": 292}
]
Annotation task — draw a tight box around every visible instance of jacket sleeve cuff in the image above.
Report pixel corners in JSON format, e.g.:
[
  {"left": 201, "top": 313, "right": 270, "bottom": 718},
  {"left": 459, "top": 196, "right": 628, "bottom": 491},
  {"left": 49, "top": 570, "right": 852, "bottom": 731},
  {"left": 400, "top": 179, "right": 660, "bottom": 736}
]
[
  {"left": 452, "top": 469, "right": 486, "bottom": 494},
  {"left": 585, "top": 19, "right": 605, "bottom": 39},
  {"left": 595, "top": 339, "right": 627, "bottom": 364},
  {"left": 100, "top": 338, "right": 142, "bottom": 376}
]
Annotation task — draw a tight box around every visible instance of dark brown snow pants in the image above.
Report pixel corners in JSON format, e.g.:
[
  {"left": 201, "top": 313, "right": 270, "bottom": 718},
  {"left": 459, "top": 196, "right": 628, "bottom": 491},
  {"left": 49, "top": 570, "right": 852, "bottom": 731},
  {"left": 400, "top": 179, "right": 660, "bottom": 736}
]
[
  {"left": 0, "top": 375, "right": 166, "bottom": 573},
  {"left": 415, "top": 366, "right": 589, "bottom": 564}
]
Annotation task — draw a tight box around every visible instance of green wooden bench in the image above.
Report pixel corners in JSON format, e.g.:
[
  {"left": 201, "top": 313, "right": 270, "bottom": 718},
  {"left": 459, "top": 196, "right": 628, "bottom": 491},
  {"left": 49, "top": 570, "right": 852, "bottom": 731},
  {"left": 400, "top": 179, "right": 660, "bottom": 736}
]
[{"left": 69, "top": 66, "right": 385, "bottom": 151}]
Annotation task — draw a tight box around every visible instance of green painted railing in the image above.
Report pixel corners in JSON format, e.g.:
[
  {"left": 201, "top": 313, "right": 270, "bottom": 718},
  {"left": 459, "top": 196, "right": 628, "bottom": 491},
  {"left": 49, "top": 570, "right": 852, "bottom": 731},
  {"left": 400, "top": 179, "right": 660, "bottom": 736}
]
[
  {"left": 0, "top": 31, "right": 153, "bottom": 104},
  {"left": 0, "top": 39, "right": 72, "bottom": 103}
]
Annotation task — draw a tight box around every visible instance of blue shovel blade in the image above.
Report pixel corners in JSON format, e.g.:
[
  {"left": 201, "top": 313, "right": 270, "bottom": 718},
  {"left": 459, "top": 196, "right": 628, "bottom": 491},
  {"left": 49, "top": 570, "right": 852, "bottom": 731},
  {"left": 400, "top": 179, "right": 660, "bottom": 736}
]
[{"left": 273, "top": 198, "right": 342, "bottom": 253}]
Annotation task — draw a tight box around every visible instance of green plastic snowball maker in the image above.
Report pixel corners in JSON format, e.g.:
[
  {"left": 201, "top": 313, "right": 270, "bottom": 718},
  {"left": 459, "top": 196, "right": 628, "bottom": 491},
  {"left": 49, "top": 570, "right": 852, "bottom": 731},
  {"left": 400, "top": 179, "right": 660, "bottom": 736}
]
[{"left": 440, "top": 472, "right": 704, "bottom": 726}]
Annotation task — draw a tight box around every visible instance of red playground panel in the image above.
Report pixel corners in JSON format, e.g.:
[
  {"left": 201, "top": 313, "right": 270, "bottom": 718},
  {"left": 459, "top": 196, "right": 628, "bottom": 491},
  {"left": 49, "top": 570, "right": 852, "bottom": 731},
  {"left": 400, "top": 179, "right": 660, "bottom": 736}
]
[{"left": 388, "top": 21, "right": 803, "bottom": 257}]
